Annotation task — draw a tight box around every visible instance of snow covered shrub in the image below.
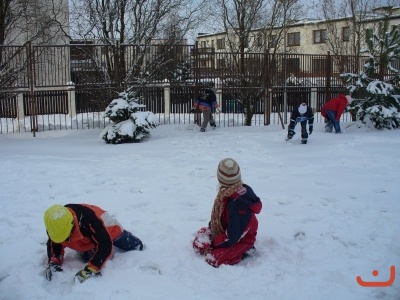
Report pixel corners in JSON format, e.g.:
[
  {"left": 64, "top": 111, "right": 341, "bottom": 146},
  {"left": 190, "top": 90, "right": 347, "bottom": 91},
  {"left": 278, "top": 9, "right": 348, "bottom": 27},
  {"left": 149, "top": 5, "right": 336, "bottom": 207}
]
[
  {"left": 350, "top": 82, "right": 400, "bottom": 129},
  {"left": 341, "top": 18, "right": 400, "bottom": 130},
  {"left": 101, "top": 87, "right": 159, "bottom": 144}
]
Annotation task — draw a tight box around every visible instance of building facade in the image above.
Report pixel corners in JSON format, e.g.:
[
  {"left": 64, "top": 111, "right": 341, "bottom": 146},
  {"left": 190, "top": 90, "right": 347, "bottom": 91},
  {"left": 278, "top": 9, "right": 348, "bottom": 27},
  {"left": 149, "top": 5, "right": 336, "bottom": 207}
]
[{"left": 196, "top": 6, "right": 400, "bottom": 56}]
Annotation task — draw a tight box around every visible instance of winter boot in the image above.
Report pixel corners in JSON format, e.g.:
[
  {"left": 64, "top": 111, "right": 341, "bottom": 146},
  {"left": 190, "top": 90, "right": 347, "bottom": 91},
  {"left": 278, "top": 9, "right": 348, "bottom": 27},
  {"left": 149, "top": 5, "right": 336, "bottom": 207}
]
[
  {"left": 301, "top": 138, "right": 307, "bottom": 144},
  {"left": 200, "top": 128, "right": 206, "bottom": 132},
  {"left": 242, "top": 246, "right": 256, "bottom": 259},
  {"left": 210, "top": 122, "right": 216, "bottom": 129},
  {"left": 285, "top": 131, "right": 295, "bottom": 141}
]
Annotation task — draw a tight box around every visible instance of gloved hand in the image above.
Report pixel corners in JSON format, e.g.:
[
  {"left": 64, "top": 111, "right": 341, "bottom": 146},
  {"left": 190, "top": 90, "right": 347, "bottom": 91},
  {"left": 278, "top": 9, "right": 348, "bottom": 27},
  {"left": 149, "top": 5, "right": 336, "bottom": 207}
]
[
  {"left": 196, "top": 241, "right": 212, "bottom": 256},
  {"left": 193, "top": 227, "right": 213, "bottom": 255},
  {"left": 44, "top": 263, "right": 63, "bottom": 281},
  {"left": 75, "top": 265, "right": 101, "bottom": 283},
  {"left": 309, "top": 125, "right": 313, "bottom": 135},
  {"left": 190, "top": 107, "right": 195, "bottom": 113}
]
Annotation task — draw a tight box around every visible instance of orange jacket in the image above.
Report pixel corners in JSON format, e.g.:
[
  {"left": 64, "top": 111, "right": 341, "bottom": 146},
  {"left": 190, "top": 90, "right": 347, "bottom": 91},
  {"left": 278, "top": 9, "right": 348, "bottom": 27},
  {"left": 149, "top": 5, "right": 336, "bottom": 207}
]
[{"left": 47, "top": 204, "right": 123, "bottom": 270}]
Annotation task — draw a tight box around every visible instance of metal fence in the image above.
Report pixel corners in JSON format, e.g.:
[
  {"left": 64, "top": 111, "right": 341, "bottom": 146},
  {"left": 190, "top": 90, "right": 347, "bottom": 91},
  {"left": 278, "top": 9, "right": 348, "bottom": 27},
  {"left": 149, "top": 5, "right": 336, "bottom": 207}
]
[{"left": 1, "top": 42, "right": 394, "bottom": 134}]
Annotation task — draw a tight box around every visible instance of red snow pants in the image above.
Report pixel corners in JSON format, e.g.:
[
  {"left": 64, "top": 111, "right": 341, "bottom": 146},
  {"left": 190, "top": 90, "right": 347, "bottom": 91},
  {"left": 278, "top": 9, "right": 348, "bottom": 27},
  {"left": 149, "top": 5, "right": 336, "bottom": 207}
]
[{"left": 193, "top": 227, "right": 254, "bottom": 267}]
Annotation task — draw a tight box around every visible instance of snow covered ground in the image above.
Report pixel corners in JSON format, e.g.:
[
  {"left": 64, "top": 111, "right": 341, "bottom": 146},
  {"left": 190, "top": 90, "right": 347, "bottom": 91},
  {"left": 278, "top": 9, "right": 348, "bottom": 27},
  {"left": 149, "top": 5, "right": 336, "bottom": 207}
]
[{"left": 0, "top": 122, "right": 399, "bottom": 300}]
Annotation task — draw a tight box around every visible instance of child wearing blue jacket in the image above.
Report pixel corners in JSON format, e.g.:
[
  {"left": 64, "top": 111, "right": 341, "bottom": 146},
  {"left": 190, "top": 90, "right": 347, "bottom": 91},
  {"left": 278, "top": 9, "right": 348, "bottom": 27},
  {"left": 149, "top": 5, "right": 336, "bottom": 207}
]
[
  {"left": 194, "top": 88, "right": 219, "bottom": 132},
  {"left": 285, "top": 103, "right": 314, "bottom": 144}
]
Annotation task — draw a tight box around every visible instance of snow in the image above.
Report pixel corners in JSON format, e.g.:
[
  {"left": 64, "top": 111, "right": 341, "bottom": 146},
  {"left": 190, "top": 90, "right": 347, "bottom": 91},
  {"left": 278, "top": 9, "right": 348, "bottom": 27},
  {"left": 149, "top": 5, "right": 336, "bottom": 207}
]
[
  {"left": 104, "top": 98, "right": 146, "bottom": 120},
  {"left": 367, "top": 81, "right": 394, "bottom": 95},
  {"left": 0, "top": 123, "right": 399, "bottom": 300}
]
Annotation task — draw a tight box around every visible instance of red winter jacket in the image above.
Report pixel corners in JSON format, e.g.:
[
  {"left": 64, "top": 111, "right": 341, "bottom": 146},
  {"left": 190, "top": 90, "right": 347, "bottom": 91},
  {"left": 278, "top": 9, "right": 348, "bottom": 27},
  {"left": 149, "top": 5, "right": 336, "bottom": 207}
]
[
  {"left": 321, "top": 94, "right": 348, "bottom": 121},
  {"left": 213, "top": 184, "right": 262, "bottom": 248}
]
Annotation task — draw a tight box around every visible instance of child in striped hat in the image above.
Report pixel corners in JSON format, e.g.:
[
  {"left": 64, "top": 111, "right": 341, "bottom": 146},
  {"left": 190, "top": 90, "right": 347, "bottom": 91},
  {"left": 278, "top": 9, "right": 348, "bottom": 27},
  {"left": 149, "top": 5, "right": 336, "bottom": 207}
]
[{"left": 193, "top": 158, "right": 262, "bottom": 267}]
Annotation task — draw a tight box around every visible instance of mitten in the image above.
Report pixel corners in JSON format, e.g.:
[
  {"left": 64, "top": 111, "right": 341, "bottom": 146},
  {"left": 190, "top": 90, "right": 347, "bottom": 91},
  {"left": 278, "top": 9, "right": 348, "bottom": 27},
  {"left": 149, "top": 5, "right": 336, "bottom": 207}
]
[
  {"left": 309, "top": 125, "right": 313, "bottom": 135},
  {"left": 193, "top": 227, "right": 213, "bottom": 255},
  {"left": 75, "top": 265, "right": 101, "bottom": 283},
  {"left": 44, "top": 263, "right": 63, "bottom": 281}
]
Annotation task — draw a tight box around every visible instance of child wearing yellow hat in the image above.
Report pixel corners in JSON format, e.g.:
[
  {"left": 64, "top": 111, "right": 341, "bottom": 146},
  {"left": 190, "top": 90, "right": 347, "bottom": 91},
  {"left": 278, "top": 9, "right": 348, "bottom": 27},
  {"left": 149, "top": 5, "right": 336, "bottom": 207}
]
[{"left": 43, "top": 204, "right": 143, "bottom": 283}]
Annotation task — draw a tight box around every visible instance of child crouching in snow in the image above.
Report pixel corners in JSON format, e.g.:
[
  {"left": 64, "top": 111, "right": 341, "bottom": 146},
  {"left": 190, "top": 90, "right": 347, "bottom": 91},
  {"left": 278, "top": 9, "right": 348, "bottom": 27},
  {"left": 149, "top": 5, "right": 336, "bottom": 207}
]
[
  {"left": 43, "top": 204, "right": 143, "bottom": 283},
  {"left": 193, "top": 158, "right": 262, "bottom": 267}
]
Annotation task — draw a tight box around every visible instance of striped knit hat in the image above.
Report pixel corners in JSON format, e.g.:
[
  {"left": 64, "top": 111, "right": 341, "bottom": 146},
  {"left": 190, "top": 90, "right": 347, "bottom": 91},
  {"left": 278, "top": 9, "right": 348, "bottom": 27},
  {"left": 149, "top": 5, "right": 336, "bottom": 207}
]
[{"left": 217, "top": 158, "right": 241, "bottom": 186}]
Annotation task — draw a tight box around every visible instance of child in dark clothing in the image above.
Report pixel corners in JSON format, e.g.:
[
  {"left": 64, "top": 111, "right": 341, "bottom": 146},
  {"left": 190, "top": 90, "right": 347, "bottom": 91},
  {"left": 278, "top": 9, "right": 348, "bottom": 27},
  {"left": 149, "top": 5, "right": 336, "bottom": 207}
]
[
  {"left": 193, "top": 88, "right": 219, "bottom": 132},
  {"left": 285, "top": 103, "right": 314, "bottom": 144}
]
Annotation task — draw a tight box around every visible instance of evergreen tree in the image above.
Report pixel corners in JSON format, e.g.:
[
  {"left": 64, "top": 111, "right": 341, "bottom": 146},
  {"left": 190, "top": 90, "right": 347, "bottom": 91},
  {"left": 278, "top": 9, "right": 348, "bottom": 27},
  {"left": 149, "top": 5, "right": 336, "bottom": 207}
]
[
  {"left": 341, "top": 18, "right": 400, "bottom": 130},
  {"left": 101, "top": 87, "right": 159, "bottom": 144}
]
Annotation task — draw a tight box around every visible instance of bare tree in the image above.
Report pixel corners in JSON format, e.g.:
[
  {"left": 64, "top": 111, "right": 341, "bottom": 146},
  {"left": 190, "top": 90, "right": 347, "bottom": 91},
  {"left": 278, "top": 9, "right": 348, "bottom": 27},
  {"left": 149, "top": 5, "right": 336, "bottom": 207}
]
[
  {"left": 214, "top": 0, "right": 302, "bottom": 125},
  {"left": 68, "top": 0, "right": 207, "bottom": 86},
  {"left": 0, "top": 0, "right": 69, "bottom": 46},
  {"left": 0, "top": 0, "right": 69, "bottom": 89},
  {"left": 319, "top": 0, "right": 398, "bottom": 76}
]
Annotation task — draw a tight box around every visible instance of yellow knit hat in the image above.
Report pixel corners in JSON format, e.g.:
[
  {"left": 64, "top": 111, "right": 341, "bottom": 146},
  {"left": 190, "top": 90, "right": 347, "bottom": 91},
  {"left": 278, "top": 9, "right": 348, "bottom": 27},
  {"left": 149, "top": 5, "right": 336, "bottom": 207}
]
[{"left": 44, "top": 205, "right": 74, "bottom": 243}]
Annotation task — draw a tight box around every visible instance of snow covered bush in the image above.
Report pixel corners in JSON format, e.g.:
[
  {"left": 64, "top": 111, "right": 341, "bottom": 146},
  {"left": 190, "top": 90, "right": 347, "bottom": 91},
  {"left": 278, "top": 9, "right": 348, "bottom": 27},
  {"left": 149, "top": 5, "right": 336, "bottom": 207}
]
[
  {"left": 101, "top": 87, "right": 159, "bottom": 144},
  {"left": 341, "top": 19, "right": 400, "bottom": 130}
]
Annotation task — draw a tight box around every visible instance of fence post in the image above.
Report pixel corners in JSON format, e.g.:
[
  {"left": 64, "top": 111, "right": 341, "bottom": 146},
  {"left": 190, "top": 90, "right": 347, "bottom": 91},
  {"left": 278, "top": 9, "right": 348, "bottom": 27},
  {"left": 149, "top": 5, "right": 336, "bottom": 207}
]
[
  {"left": 17, "top": 92, "right": 24, "bottom": 120},
  {"left": 163, "top": 79, "right": 171, "bottom": 116},
  {"left": 216, "top": 79, "right": 222, "bottom": 108},
  {"left": 310, "top": 87, "right": 317, "bottom": 112},
  {"left": 67, "top": 83, "right": 76, "bottom": 118},
  {"left": 283, "top": 90, "right": 287, "bottom": 123},
  {"left": 264, "top": 88, "right": 270, "bottom": 125},
  {"left": 27, "top": 42, "right": 37, "bottom": 136},
  {"left": 325, "top": 51, "right": 331, "bottom": 101}
]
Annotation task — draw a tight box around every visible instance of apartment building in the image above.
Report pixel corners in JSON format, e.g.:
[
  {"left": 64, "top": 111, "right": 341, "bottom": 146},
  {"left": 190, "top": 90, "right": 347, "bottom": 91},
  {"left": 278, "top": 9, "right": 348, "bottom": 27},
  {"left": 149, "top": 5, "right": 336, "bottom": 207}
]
[{"left": 196, "top": 6, "right": 400, "bottom": 56}]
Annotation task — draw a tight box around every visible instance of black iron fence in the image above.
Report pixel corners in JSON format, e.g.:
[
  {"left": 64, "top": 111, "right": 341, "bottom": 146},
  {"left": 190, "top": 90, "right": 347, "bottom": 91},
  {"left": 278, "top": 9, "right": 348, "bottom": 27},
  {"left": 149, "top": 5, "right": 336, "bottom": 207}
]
[{"left": 1, "top": 42, "right": 397, "bottom": 134}]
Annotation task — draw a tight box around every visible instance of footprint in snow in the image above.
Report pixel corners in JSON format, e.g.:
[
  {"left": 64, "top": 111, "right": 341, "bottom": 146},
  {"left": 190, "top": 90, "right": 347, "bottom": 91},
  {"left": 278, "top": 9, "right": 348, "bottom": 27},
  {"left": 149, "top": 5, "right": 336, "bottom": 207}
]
[
  {"left": 294, "top": 232, "right": 305, "bottom": 241},
  {"left": 140, "top": 264, "right": 163, "bottom": 275}
]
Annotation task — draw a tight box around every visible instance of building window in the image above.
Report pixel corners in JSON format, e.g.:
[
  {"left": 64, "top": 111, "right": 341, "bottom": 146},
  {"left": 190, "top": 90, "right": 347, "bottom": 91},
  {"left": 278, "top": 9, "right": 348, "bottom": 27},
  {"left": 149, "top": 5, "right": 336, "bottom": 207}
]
[
  {"left": 200, "top": 41, "right": 206, "bottom": 48},
  {"left": 269, "top": 35, "right": 279, "bottom": 48},
  {"left": 70, "top": 40, "right": 94, "bottom": 60},
  {"left": 243, "top": 37, "right": 249, "bottom": 48},
  {"left": 257, "top": 33, "right": 263, "bottom": 47},
  {"left": 391, "top": 59, "right": 400, "bottom": 70},
  {"left": 287, "top": 32, "right": 300, "bottom": 46},
  {"left": 365, "top": 28, "right": 373, "bottom": 43},
  {"left": 313, "top": 30, "right": 327, "bottom": 44},
  {"left": 211, "top": 40, "right": 214, "bottom": 48},
  {"left": 216, "top": 38, "right": 225, "bottom": 50},
  {"left": 342, "top": 27, "right": 350, "bottom": 42}
]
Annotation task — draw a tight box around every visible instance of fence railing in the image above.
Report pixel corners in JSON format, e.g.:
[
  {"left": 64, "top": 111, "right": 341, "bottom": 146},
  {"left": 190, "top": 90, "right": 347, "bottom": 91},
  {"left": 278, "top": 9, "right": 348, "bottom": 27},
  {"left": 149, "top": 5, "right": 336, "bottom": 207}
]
[
  {"left": 0, "top": 86, "right": 354, "bottom": 134},
  {"left": 1, "top": 42, "right": 396, "bottom": 134}
]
